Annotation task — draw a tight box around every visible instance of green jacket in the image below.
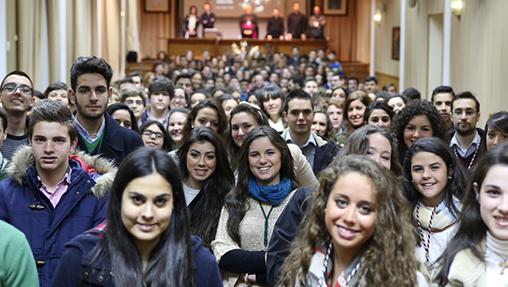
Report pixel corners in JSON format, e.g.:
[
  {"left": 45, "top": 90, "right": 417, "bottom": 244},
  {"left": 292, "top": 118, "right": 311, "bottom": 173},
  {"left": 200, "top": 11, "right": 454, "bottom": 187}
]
[{"left": 0, "top": 220, "right": 39, "bottom": 287}]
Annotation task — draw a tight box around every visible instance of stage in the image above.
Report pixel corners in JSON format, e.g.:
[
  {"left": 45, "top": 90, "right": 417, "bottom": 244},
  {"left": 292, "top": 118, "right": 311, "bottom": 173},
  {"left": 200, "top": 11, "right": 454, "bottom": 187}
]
[{"left": 164, "top": 38, "right": 328, "bottom": 58}]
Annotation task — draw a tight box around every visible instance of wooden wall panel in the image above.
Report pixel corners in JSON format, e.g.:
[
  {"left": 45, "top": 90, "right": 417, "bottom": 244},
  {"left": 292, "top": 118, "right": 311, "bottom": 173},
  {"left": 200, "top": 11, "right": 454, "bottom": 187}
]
[
  {"left": 138, "top": 0, "right": 369, "bottom": 63},
  {"left": 139, "top": 0, "right": 174, "bottom": 59},
  {"left": 324, "top": 0, "right": 360, "bottom": 62}
]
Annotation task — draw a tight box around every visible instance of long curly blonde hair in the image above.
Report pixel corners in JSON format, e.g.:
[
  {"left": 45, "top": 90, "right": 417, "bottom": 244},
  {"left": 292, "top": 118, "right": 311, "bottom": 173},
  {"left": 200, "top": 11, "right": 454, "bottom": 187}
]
[{"left": 278, "top": 155, "right": 419, "bottom": 286}]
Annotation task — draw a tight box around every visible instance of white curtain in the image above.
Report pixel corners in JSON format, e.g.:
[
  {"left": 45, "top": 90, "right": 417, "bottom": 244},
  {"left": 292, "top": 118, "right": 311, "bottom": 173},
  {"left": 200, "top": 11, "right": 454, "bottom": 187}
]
[
  {"left": 17, "top": 0, "right": 50, "bottom": 91},
  {"left": 10, "top": 0, "right": 140, "bottom": 88}
]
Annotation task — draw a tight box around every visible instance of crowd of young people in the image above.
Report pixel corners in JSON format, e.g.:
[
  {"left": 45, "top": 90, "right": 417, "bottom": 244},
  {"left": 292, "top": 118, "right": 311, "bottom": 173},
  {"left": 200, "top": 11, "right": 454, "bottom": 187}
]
[{"left": 0, "top": 44, "right": 507, "bottom": 287}]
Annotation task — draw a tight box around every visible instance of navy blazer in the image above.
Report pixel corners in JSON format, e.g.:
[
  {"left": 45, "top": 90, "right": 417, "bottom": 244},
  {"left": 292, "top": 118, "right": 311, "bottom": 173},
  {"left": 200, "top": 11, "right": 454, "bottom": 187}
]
[
  {"left": 313, "top": 142, "right": 339, "bottom": 176},
  {"left": 0, "top": 160, "right": 108, "bottom": 287},
  {"left": 52, "top": 232, "right": 223, "bottom": 287},
  {"left": 77, "top": 113, "right": 144, "bottom": 166}
]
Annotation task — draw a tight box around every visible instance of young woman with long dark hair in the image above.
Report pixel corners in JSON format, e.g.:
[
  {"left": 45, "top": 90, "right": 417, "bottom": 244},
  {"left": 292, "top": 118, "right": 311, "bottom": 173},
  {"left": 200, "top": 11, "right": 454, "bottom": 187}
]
[
  {"left": 436, "top": 143, "right": 508, "bottom": 286},
  {"left": 403, "top": 137, "right": 466, "bottom": 273},
  {"left": 177, "top": 126, "right": 234, "bottom": 246},
  {"left": 256, "top": 84, "right": 286, "bottom": 133},
  {"left": 483, "top": 111, "right": 508, "bottom": 152},
  {"left": 182, "top": 99, "right": 228, "bottom": 139},
  {"left": 52, "top": 148, "right": 221, "bottom": 286},
  {"left": 212, "top": 126, "right": 299, "bottom": 286},
  {"left": 278, "top": 155, "right": 428, "bottom": 286},
  {"left": 106, "top": 103, "right": 138, "bottom": 132},
  {"left": 227, "top": 102, "right": 317, "bottom": 189},
  {"left": 334, "top": 90, "right": 371, "bottom": 147}
]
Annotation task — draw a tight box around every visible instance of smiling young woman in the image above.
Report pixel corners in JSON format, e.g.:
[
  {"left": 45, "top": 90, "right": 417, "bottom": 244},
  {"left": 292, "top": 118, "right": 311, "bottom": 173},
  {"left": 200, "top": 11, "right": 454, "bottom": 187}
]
[
  {"left": 52, "top": 148, "right": 221, "bottom": 287},
  {"left": 177, "top": 127, "right": 234, "bottom": 247},
  {"left": 436, "top": 143, "right": 508, "bottom": 286},
  {"left": 391, "top": 100, "right": 447, "bottom": 167},
  {"left": 403, "top": 137, "right": 466, "bottom": 273},
  {"left": 227, "top": 102, "right": 318, "bottom": 189},
  {"left": 212, "top": 126, "right": 299, "bottom": 286},
  {"left": 278, "top": 156, "right": 428, "bottom": 286},
  {"left": 334, "top": 90, "right": 372, "bottom": 147}
]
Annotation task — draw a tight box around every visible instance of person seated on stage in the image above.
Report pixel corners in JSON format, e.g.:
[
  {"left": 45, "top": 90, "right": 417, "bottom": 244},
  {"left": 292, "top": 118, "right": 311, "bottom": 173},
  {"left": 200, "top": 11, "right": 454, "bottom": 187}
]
[
  {"left": 239, "top": 4, "right": 259, "bottom": 39},
  {"left": 184, "top": 5, "right": 199, "bottom": 38},
  {"left": 308, "top": 6, "right": 326, "bottom": 39},
  {"left": 266, "top": 8, "right": 285, "bottom": 40},
  {"left": 200, "top": 2, "right": 216, "bottom": 31}
]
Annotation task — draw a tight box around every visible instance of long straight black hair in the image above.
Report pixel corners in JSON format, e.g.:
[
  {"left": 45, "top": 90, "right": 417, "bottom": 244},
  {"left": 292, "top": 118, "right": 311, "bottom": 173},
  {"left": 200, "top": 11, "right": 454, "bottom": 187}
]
[
  {"left": 436, "top": 143, "right": 508, "bottom": 285},
  {"left": 177, "top": 126, "right": 234, "bottom": 246},
  {"left": 95, "top": 147, "right": 194, "bottom": 286}
]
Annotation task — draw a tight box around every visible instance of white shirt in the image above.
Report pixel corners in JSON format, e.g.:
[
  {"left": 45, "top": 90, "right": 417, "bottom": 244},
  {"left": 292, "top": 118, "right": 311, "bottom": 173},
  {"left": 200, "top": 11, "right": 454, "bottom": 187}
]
[
  {"left": 486, "top": 232, "right": 508, "bottom": 286},
  {"left": 182, "top": 183, "right": 200, "bottom": 205}
]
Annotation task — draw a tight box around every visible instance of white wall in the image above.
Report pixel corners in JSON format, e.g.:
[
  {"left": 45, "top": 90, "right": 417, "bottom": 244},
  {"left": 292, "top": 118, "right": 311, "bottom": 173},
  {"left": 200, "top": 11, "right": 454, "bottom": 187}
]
[
  {"left": 427, "top": 14, "right": 443, "bottom": 98},
  {"left": 450, "top": 0, "right": 508, "bottom": 122},
  {"left": 373, "top": 0, "right": 508, "bottom": 123},
  {"left": 373, "top": 0, "right": 400, "bottom": 78}
]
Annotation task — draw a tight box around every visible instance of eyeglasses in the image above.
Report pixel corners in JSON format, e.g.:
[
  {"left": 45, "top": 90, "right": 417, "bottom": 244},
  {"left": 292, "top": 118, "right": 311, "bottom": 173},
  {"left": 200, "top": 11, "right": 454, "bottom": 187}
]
[
  {"left": 1, "top": 83, "right": 32, "bottom": 95},
  {"left": 142, "top": 130, "right": 164, "bottom": 140}
]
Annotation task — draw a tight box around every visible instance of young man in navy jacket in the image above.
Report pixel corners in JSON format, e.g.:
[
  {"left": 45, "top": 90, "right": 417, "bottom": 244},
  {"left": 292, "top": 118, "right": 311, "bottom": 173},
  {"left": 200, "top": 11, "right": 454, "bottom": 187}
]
[
  {"left": 68, "top": 56, "right": 143, "bottom": 166},
  {"left": 0, "top": 100, "right": 115, "bottom": 286}
]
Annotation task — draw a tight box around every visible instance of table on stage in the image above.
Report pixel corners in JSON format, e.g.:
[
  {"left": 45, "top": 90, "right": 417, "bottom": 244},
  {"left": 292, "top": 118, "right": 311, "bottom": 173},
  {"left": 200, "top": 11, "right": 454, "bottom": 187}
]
[{"left": 164, "top": 38, "right": 328, "bottom": 57}]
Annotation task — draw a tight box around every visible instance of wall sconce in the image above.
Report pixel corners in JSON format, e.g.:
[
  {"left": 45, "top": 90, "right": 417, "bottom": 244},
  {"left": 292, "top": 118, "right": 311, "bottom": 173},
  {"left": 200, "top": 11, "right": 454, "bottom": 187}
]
[
  {"left": 373, "top": 9, "right": 382, "bottom": 24},
  {"left": 450, "top": 0, "right": 464, "bottom": 17}
]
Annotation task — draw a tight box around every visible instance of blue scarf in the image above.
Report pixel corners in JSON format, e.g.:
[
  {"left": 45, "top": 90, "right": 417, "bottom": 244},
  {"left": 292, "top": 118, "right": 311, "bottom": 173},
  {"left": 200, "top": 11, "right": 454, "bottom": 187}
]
[{"left": 248, "top": 177, "right": 292, "bottom": 206}]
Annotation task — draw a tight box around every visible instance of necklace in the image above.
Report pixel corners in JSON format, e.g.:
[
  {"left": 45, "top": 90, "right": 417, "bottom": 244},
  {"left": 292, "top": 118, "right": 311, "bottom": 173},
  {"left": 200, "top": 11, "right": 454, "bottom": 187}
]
[
  {"left": 319, "top": 242, "right": 361, "bottom": 287},
  {"left": 415, "top": 202, "right": 438, "bottom": 266},
  {"left": 257, "top": 202, "right": 274, "bottom": 247},
  {"left": 489, "top": 248, "right": 508, "bottom": 275},
  {"left": 497, "top": 257, "right": 508, "bottom": 275},
  {"left": 487, "top": 234, "right": 508, "bottom": 275},
  {"left": 337, "top": 262, "right": 361, "bottom": 286},
  {"left": 453, "top": 144, "right": 479, "bottom": 170}
]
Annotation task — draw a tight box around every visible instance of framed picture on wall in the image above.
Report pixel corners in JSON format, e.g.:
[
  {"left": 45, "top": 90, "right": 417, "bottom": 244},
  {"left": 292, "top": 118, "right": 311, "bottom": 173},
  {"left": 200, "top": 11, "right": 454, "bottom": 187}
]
[
  {"left": 145, "top": 0, "right": 170, "bottom": 13},
  {"left": 324, "top": 0, "right": 347, "bottom": 16},
  {"left": 392, "top": 27, "right": 400, "bottom": 61}
]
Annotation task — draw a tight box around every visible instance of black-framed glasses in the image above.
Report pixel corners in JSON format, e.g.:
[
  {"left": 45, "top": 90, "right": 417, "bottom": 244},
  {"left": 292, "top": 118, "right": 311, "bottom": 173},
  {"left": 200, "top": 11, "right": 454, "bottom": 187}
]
[
  {"left": 142, "top": 130, "right": 164, "bottom": 140},
  {"left": 1, "top": 83, "right": 32, "bottom": 95}
]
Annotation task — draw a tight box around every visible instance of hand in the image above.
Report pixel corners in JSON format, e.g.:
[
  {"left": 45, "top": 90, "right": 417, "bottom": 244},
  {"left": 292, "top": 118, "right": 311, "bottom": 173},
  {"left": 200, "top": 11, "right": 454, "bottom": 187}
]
[
  {"left": 301, "top": 34, "right": 307, "bottom": 40},
  {"left": 267, "top": 35, "right": 273, "bottom": 40},
  {"left": 242, "top": 273, "right": 256, "bottom": 283}
]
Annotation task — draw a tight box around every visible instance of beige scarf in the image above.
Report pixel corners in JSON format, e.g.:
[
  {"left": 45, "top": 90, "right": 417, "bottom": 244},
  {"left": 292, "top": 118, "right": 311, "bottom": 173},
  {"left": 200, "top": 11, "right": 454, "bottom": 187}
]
[{"left": 413, "top": 203, "right": 458, "bottom": 232}]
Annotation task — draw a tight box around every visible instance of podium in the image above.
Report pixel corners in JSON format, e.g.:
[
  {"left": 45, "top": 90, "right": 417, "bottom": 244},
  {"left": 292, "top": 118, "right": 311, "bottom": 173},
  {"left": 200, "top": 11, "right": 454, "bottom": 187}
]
[{"left": 203, "top": 28, "right": 222, "bottom": 39}]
